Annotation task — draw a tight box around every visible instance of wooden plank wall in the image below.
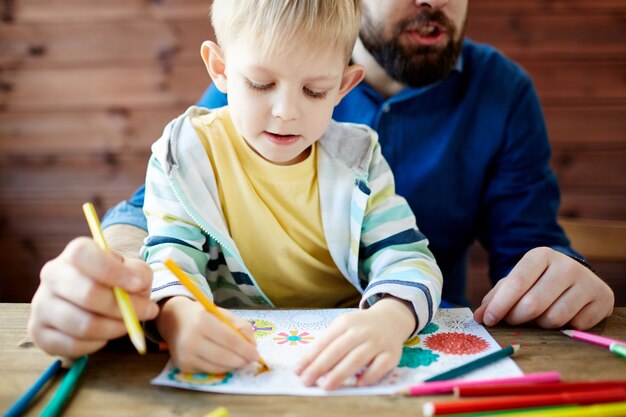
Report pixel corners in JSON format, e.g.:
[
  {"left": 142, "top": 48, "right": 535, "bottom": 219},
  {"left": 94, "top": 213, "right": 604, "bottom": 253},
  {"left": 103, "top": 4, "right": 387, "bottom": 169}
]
[{"left": 1, "top": 1, "right": 625, "bottom": 306}]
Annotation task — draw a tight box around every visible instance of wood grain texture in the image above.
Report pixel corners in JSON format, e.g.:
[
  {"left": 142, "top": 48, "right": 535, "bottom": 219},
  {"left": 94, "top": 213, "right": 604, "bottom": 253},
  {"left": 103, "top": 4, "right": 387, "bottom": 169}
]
[
  {"left": 1, "top": 304, "right": 625, "bottom": 417},
  {"left": 1, "top": 1, "right": 624, "bottom": 304}
]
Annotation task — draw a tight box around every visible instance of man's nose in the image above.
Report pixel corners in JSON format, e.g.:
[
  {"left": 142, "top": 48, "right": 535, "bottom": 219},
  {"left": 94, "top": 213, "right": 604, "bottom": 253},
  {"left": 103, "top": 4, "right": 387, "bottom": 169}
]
[{"left": 415, "top": 0, "right": 448, "bottom": 9}]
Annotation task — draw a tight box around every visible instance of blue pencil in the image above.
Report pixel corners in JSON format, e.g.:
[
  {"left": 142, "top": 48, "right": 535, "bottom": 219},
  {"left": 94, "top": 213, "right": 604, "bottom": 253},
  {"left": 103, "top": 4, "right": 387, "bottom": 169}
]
[{"left": 4, "top": 359, "right": 62, "bottom": 417}]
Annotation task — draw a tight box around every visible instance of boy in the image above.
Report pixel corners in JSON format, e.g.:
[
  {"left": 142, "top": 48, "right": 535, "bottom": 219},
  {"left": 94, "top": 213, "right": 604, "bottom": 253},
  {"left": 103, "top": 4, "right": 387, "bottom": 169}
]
[{"left": 143, "top": 0, "right": 442, "bottom": 391}]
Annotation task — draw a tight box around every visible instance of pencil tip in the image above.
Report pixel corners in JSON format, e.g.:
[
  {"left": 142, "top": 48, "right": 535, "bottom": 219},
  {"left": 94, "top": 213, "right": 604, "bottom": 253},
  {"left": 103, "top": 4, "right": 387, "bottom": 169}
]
[
  {"left": 511, "top": 344, "right": 521, "bottom": 354},
  {"left": 131, "top": 334, "right": 147, "bottom": 355},
  {"left": 561, "top": 329, "right": 573, "bottom": 336}
]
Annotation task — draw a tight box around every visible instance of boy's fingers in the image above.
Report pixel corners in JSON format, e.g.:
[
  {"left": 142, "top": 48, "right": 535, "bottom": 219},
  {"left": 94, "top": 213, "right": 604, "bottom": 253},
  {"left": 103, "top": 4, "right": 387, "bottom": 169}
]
[
  {"left": 357, "top": 352, "right": 396, "bottom": 387},
  {"left": 221, "top": 309, "right": 257, "bottom": 346},
  {"left": 317, "top": 344, "right": 371, "bottom": 390},
  {"left": 299, "top": 333, "right": 358, "bottom": 386},
  {"left": 202, "top": 315, "right": 259, "bottom": 362},
  {"left": 295, "top": 322, "right": 346, "bottom": 375}
]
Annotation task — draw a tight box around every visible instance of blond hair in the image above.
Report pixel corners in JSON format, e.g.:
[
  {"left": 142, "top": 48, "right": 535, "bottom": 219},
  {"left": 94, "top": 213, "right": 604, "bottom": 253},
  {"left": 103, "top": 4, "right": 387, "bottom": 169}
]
[{"left": 211, "top": 0, "right": 361, "bottom": 63}]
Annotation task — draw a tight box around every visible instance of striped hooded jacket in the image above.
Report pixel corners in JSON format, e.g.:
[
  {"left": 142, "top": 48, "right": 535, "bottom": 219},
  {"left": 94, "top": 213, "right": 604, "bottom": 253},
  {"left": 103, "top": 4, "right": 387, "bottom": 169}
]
[{"left": 141, "top": 106, "right": 442, "bottom": 334}]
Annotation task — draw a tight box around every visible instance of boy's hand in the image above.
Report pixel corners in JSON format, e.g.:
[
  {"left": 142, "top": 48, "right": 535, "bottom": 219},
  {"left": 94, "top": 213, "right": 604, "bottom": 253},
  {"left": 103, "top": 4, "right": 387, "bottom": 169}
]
[
  {"left": 474, "top": 247, "right": 614, "bottom": 330},
  {"left": 156, "top": 296, "right": 260, "bottom": 374},
  {"left": 294, "top": 297, "right": 416, "bottom": 390},
  {"left": 28, "top": 237, "right": 159, "bottom": 357}
]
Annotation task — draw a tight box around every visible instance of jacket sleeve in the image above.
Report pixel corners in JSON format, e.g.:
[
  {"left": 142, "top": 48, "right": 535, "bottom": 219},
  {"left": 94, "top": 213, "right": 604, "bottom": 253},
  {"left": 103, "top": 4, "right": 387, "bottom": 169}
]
[
  {"left": 476, "top": 76, "right": 586, "bottom": 284},
  {"left": 140, "top": 154, "right": 213, "bottom": 303},
  {"left": 358, "top": 141, "right": 443, "bottom": 335}
]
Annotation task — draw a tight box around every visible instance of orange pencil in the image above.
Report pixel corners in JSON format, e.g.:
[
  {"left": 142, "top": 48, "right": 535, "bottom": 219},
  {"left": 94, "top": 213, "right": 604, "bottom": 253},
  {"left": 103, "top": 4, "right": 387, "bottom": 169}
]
[
  {"left": 163, "top": 259, "right": 269, "bottom": 373},
  {"left": 456, "top": 380, "right": 626, "bottom": 397},
  {"left": 423, "top": 387, "right": 626, "bottom": 416}
]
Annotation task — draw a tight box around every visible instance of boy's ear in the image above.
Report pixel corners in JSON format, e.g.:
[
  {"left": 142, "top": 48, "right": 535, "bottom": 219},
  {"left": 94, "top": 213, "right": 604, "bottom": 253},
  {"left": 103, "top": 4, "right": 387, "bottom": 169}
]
[
  {"left": 336, "top": 64, "right": 365, "bottom": 104},
  {"left": 201, "top": 40, "right": 228, "bottom": 93}
]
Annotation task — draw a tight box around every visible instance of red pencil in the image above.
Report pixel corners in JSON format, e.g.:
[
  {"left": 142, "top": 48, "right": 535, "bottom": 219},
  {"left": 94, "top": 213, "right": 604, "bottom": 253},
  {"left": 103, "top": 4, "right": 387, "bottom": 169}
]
[
  {"left": 422, "top": 387, "right": 626, "bottom": 416},
  {"left": 456, "top": 380, "right": 626, "bottom": 397}
]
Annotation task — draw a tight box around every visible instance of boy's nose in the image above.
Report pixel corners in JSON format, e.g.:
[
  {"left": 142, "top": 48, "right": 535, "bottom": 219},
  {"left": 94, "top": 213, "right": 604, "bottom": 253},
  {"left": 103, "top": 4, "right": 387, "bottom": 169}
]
[{"left": 272, "top": 92, "right": 300, "bottom": 121}]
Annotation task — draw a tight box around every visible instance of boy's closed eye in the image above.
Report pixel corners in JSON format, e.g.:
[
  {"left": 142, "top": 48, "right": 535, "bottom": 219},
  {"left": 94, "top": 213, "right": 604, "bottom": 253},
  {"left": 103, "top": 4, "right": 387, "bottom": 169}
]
[{"left": 245, "top": 78, "right": 329, "bottom": 100}]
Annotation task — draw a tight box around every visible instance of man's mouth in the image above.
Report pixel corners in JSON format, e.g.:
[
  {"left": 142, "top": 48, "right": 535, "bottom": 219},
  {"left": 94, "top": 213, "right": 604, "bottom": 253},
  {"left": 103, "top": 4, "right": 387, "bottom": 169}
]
[{"left": 405, "top": 22, "right": 447, "bottom": 46}]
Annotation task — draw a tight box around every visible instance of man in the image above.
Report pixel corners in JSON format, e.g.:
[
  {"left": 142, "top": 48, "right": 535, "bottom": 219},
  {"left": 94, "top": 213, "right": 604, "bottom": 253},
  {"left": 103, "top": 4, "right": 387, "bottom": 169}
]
[{"left": 28, "top": 0, "right": 614, "bottom": 358}]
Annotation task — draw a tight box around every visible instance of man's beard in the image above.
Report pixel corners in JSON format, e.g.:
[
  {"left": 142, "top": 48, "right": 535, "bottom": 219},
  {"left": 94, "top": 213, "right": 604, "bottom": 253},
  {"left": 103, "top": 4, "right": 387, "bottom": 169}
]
[{"left": 360, "top": 8, "right": 465, "bottom": 88}]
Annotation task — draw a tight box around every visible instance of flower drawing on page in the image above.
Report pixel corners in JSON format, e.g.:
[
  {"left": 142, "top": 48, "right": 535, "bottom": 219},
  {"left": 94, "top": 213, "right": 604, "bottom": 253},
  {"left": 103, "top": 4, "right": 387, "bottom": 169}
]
[
  {"left": 168, "top": 368, "right": 232, "bottom": 386},
  {"left": 418, "top": 322, "right": 440, "bottom": 335},
  {"left": 424, "top": 332, "right": 489, "bottom": 355},
  {"left": 247, "top": 318, "right": 276, "bottom": 338},
  {"left": 273, "top": 330, "right": 314, "bottom": 346},
  {"left": 398, "top": 346, "right": 439, "bottom": 368}
]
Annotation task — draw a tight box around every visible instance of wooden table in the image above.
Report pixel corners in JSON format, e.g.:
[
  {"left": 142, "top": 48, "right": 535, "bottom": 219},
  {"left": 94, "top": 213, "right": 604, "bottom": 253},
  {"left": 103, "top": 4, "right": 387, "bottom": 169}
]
[{"left": 2, "top": 304, "right": 625, "bottom": 417}]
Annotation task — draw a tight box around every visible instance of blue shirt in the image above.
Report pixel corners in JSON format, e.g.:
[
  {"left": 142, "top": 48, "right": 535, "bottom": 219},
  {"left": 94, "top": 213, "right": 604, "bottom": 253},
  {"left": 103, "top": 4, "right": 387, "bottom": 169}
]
[{"left": 103, "top": 39, "right": 581, "bottom": 306}]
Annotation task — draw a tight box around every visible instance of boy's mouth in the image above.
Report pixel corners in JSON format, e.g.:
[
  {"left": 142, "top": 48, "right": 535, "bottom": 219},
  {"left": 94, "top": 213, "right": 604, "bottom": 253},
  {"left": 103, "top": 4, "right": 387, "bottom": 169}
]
[{"left": 264, "top": 131, "right": 301, "bottom": 145}]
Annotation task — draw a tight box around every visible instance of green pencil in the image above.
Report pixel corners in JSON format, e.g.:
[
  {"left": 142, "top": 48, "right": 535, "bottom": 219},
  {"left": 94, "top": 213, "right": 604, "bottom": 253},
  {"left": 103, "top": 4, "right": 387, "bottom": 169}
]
[
  {"left": 424, "top": 344, "right": 520, "bottom": 382},
  {"left": 610, "top": 342, "right": 626, "bottom": 359},
  {"left": 39, "top": 355, "right": 89, "bottom": 417}
]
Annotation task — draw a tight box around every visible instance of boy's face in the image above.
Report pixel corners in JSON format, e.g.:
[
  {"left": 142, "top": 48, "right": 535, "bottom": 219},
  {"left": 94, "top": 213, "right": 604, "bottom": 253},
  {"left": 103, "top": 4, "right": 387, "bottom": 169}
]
[{"left": 210, "top": 38, "right": 361, "bottom": 166}]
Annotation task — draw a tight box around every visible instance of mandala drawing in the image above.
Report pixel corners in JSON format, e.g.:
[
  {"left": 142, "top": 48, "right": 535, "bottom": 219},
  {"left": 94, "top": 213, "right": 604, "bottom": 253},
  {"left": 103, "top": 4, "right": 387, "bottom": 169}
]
[
  {"left": 168, "top": 368, "right": 232, "bottom": 386},
  {"left": 424, "top": 332, "right": 490, "bottom": 355},
  {"left": 247, "top": 318, "right": 276, "bottom": 338},
  {"left": 403, "top": 335, "right": 421, "bottom": 347},
  {"left": 273, "top": 330, "right": 314, "bottom": 346},
  {"left": 418, "top": 322, "right": 440, "bottom": 335},
  {"left": 398, "top": 346, "right": 439, "bottom": 368}
]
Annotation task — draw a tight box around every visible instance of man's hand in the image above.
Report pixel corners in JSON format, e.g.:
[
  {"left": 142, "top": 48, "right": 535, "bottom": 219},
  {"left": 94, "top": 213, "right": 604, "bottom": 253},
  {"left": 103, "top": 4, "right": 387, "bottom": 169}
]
[
  {"left": 28, "top": 237, "right": 159, "bottom": 357},
  {"left": 474, "top": 247, "right": 614, "bottom": 330}
]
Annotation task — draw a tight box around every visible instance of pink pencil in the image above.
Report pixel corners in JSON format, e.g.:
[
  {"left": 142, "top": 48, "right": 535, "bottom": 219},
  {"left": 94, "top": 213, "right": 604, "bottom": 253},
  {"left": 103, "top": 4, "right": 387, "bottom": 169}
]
[
  {"left": 396, "top": 371, "right": 561, "bottom": 396},
  {"left": 561, "top": 329, "right": 626, "bottom": 348}
]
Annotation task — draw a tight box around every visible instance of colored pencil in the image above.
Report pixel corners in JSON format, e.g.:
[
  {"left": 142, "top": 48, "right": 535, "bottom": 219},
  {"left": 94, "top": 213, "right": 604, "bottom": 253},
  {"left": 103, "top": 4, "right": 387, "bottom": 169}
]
[
  {"left": 561, "top": 329, "right": 626, "bottom": 348},
  {"left": 4, "top": 359, "right": 62, "bottom": 417},
  {"left": 459, "top": 401, "right": 626, "bottom": 417},
  {"left": 422, "top": 387, "right": 626, "bottom": 416},
  {"left": 164, "top": 259, "right": 270, "bottom": 372},
  {"left": 203, "top": 406, "right": 229, "bottom": 417},
  {"left": 396, "top": 371, "right": 560, "bottom": 396},
  {"left": 610, "top": 342, "right": 626, "bottom": 359},
  {"left": 39, "top": 356, "right": 89, "bottom": 417},
  {"left": 423, "top": 344, "right": 520, "bottom": 383},
  {"left": 456, "top": 379, "right": 626, "bottom": 397},
  {"left": 82, "top": 202, "right": 146, "bottom": 355}
]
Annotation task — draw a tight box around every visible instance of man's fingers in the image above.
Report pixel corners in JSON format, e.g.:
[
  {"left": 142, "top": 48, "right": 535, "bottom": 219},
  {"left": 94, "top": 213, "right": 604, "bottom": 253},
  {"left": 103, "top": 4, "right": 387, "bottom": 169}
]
[
  {"left": 27, "top": 324, "right": 107, "bottom": 358},
  {"left": 480, "top": 248, "right": 551, "bottom": 326},
  {"left": 60, "top": 237, "right": 145, "bottom": 292},
  {"left": 38, "top": 295, "right": 127, "bottom": 340}
]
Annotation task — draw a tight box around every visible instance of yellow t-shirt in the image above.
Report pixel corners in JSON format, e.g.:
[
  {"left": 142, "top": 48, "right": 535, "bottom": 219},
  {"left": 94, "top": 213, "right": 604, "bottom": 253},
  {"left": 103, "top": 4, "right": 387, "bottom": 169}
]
[{"left": 190, "top": 108, "right": 360, "bottom": 308}]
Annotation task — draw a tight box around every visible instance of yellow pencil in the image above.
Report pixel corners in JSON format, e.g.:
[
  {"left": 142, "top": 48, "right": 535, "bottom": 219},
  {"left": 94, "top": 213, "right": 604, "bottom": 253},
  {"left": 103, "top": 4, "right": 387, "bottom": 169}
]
[
  {"left": 164, "top": 258, "right": 270, "bottom": 372},
  {"left": 82, "top": 202, "right": 146, "bottom": 355},
  {"left": 203, "top": 406, "right": 229, "bottom": 417}
]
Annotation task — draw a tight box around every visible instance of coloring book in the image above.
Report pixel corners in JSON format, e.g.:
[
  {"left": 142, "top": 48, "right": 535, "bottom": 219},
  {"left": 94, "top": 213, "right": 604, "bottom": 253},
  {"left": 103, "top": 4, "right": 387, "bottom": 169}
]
[{"left": 151, "top": 308, "right": 523, "bottom": 395}]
